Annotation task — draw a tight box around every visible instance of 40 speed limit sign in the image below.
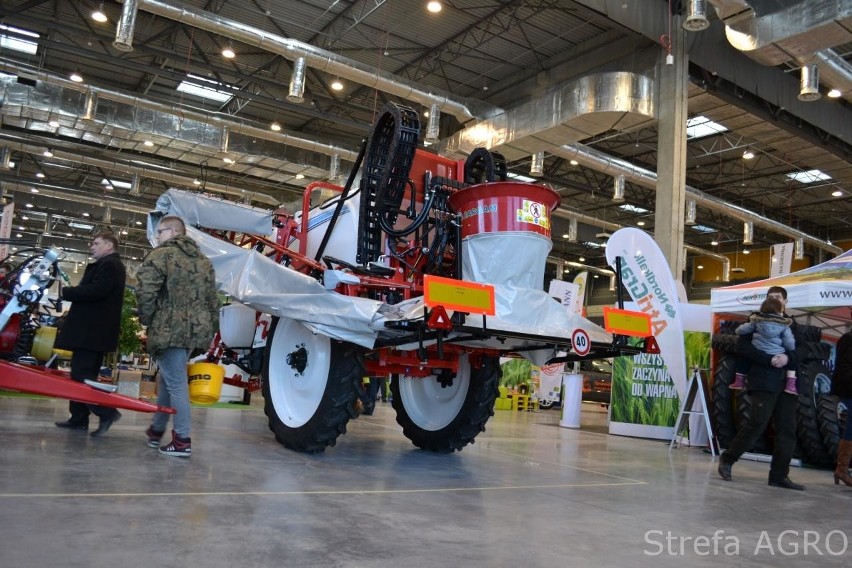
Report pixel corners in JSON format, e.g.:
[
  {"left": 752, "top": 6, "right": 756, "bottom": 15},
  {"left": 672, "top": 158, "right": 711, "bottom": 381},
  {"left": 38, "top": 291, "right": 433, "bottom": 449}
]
[{"left": 571, "top": 329, "right": 590, "bottom": 356}]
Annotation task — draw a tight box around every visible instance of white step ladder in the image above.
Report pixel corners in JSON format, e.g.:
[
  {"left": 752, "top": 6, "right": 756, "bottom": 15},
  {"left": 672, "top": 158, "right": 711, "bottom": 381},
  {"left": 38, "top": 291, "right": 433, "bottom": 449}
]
[{"left": 669, "top": 367, "right": 715, "bottom": 458}]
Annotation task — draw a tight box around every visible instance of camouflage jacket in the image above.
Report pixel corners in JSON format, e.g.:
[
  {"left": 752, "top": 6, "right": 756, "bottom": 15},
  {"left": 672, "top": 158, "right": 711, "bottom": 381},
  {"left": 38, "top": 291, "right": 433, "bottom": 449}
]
[{"left": 136, "top": 235, "right": 219, "bottom": 355}]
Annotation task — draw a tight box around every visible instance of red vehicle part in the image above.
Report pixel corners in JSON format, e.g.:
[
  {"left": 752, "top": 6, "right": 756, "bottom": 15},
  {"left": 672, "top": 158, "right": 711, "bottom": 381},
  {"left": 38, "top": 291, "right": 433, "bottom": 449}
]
[{"left": 0, "top": 360, "right": 175, "bottom": 414}]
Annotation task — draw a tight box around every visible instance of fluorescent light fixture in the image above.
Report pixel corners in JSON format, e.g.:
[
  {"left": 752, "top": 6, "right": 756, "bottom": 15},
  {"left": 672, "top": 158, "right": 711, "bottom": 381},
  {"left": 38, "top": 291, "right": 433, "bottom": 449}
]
[
  {"left": 176, "top": 74, "right": 234, "bottom": 103},
  {"left": 690, "top": 224, "right": 717, "bottom": 233},
  {"left": 102, "top": 177, "right": 131, "bottom": 189},
  {"left": 0, "top": 24, "right": 39, "bottom": 55},
  {"left": 786, "top": 169, "right": 831, "bottom": 184},
  {"left": 69, "top": 221, "right": 94, "bottom": 230},
  {"left": 686, "top": 116, "right": 728, "bottom": 139},
  {"left": 619, "top": 203, "right": 648, "bottom": 214},
  {"left": 507, "top": 172, "right": 536, "bottom": 183}
]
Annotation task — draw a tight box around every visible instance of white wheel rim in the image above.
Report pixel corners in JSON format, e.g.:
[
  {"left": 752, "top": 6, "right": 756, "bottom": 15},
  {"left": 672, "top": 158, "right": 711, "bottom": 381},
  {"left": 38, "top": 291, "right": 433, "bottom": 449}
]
[
  {"left": 399, "top": 354, "right": 470, "bottom": 431},
  {"left": 267, "top": 318, "right": 331, "bottom": 427}
]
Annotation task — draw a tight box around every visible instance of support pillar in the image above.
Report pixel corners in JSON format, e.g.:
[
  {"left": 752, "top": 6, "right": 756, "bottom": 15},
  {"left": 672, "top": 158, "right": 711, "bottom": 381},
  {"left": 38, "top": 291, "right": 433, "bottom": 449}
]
[{"left": 654, "top": 22, "right": 689, "bottom": 281}]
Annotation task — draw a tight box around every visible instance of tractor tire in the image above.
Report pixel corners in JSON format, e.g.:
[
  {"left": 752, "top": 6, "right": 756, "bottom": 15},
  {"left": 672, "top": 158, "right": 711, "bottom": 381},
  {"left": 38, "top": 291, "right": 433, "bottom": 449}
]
[
  {"left": 262, "top": 317, "right": 364, "bottom": 453},
  {"left": 795, "top": 360, "right": 834, "bottom": 468},
  {"left": 711, "top": 352, "right": 739, "bottom": 449},
  {"left": 391, "top": 353, "right": 500, "bottom": 453},
  {"left": 711, "top": 333, "right": 738, "bottom": 354},
  {"left": 816, "top": 395, "right": 848, "bottom": 462}
]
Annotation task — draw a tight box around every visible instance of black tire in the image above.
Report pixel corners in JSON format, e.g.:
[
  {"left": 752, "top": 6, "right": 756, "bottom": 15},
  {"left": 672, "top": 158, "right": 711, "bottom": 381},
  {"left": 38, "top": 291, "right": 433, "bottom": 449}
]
[
  {"left": 816, "top": 395, "right": 849, "bottom": 462},
  {"left": 711, "top": 333, "right": 738, "bottom": 353},
  {"left": 711, "top": 353, "right": 738, "bottom": 449},
  {"left": 262, "top": 317, "right": 364, "bottom": 453},
  {"left": 795, "top": 360, "right": 834, "bottom": 467},
  {"left": 391, "top": 354, "right": 500, "bottom": 452},
  {"left": 793, "top": 324, "right": 821, "bottom": 344}
]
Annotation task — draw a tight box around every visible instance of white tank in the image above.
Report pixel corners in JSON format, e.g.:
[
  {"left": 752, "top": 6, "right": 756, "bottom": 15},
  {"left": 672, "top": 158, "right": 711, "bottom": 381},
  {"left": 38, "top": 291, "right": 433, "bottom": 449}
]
[
  {"left": 219, "top": 301, "right": 257, "bottom": 348},
  {"left": 289, "top": 192, "right": 360, "bottom": 264}
]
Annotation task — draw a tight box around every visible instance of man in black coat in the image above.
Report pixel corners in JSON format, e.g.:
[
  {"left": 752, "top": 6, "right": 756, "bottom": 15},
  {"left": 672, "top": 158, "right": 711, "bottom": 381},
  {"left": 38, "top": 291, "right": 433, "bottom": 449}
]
[
  {"left": 718, "top": 286, "right": 805, "bottom": 490},
  {"left": 54, "top": 231, "right": 127, "bottom": 437}
]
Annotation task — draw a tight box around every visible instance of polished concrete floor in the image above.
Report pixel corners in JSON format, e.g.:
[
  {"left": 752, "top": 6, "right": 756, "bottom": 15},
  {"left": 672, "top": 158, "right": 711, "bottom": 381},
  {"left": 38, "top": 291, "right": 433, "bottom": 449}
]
[{"left": 1, "top": 395, "right": 849, "bottom": 568}]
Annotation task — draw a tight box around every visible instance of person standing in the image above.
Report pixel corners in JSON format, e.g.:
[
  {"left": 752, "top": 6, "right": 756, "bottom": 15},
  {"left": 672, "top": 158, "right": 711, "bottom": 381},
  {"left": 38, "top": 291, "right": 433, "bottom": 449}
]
[
  {"left": 54, "top": 231, "right": 126, "bottom": 437},
  {"left": 830, "top": 329, "right": 852, "bottom": 486},
  {"left": 717, "top": 286, "right": 806, "bottom": 490},
  {"left": 137, "top": 216, "right": 219, "bottom": 457}
]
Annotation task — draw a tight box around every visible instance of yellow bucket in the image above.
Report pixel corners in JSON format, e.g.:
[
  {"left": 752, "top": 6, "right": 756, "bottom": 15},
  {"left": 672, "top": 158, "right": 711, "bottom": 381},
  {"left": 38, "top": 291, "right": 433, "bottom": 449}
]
[{"left": 188, "top": 362, "right": 224, "bottom": 404}]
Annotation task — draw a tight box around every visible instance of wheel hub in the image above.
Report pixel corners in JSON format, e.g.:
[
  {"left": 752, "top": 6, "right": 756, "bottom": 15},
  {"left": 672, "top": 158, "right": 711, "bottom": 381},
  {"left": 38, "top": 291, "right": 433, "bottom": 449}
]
[{"left": 286, "top": 343, "right": 308, "bottom": 376}]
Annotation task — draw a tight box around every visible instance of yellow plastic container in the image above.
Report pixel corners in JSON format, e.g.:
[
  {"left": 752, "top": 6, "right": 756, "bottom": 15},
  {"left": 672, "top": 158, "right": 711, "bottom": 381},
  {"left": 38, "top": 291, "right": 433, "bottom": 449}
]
[
  {"left": 31, "top": 326, "right": 57, "bottom": 361},
  {"left": 187, "top": 362, "right": 224, "bottom": 404}
]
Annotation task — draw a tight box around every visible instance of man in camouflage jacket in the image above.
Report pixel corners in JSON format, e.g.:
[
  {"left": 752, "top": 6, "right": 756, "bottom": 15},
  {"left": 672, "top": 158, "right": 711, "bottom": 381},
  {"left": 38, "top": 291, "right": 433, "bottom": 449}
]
[{"left": 136, "top": 215, "right": 219, "bottom": 457}]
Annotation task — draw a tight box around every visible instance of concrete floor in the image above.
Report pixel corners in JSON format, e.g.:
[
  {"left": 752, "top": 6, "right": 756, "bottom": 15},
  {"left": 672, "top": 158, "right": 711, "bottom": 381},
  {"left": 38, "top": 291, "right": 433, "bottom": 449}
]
[{"left": 0, "top": 396, "right": 849, "bottom": 568}]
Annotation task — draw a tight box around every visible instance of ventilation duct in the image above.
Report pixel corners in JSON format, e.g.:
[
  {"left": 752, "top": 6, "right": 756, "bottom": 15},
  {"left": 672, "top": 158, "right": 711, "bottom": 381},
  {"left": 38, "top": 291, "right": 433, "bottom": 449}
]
[
  {"left": 129, "top": 173, "right": 141, "bottom": 196},
  {"left": 103, "top": 206, "right": 112, "bottom": 224},
  {"left": 567, "top": 217, "right": 578, "bottom": 242},
  {"left": 798, "top": 64, "right": 821, "bottom": 101},
  {"left": 683, "top": 0, "right": 711, "bottom": 32},
  {"left": 425, "top": 104, "right": 440, "bottom": 145},
  {"left": 0, "top": 148, "right": 11, "bottom": 170},
  {"left": 113, "top": 0, "right": 139, "bottom": 52},
  {"left": 612, "top": 174, "right": 625, "bottom": 203},
  {"left": 685, "top": 199, "right": 697, "bottom": 225},
  {"left": 530, "top": 152, "right": 544, "bottom": 176},
  {"left": 795, "top": 237, "right": 805, "bottom": 260},
  {"left": 81, "top": 88, "right": 97, "bottom": 121},
  {"left": 328, "top": 154, "right": 341, "bottom": 181},
  {"left": 220, "top": 126, "right": 230, "bottom": 153},
  {"left": 287, "top": 57, "right": 307, "bottom": 103},
  {"left": 743, "top": 221, "right": 754, "bottom": 245}
]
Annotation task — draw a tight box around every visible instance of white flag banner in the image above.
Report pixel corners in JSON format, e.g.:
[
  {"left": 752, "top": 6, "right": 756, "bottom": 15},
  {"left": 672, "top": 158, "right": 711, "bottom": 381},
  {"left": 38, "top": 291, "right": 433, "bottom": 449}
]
[
  {"left": 0, "top": 202, "right": 14, "bottom": 262},
  {"left": 770, "top": 242, "right": 794, "bottom": 278},
  {"left": 572, "top": 271, "right": 588, "bottom": 315},
  {"left": 605, "top": 228, "right": 687, "bottom": 400},
  {"left": 548, "top": 279, "right": 580, "bottom": 314}
]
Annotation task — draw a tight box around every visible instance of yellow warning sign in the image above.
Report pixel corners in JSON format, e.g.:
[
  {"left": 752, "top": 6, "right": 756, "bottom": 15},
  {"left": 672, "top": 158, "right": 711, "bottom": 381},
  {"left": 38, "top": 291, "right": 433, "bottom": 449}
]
[
  {"left": 423, "top": 275, "right": 496, "bottom": 316},
  {"left": 603, "top": 306, "right": 652, "bottom": 337}
]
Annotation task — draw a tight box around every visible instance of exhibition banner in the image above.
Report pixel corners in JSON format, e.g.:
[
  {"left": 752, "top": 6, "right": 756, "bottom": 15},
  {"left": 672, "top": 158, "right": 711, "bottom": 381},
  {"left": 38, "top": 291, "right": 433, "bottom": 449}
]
[
  {"left": 547, "top": 279, "right": 580, "bottom": 314},
  {"left": 770, "top": 242, "right": 794, "bottom": 278},
  {"left": 605, "top": 228, "right": 687, "bottom": 400},
  {"left": 572, "top": 271, "right": 588, "bottom": 315}
]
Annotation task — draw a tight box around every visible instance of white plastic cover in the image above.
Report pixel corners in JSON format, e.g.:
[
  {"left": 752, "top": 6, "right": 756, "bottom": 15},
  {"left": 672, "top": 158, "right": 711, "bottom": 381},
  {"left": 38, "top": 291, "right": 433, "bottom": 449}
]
[
  {"left": 461, "top": 232, "right": 552, "bottom": 289},
  {"left": 148, "top": 189, "right": 274, "bottom": 242}
]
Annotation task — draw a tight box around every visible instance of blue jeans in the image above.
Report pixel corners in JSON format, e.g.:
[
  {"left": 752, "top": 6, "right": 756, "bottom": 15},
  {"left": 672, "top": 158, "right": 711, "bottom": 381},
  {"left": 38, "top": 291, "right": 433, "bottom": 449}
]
[{"left": 150, "top": 348, "right": 191, "bottom": 438}]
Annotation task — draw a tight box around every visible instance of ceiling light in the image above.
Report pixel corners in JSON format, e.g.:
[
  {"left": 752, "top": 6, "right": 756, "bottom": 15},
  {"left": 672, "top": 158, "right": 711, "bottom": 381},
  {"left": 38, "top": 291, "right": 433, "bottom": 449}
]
[
  {"left": 91, "top": 5, "right": 108, "bottom": 22},
  {"left": 105, "top": 184, "right": 114, "bottom": 190},
  {"left": 66, "top": 232, "right": 72, "bottom": 237},
  {"left": 221, "top": 46, "right": 236, "bottom": 59},
  {"left": 578, "top": 256, "right": 585, "bottom": 262},
  {"left": 121, "top": 229, "right": 128, "bottom": 235},
  {"left": 832, "top": 190, "right": 843, "bottom": 197},
  {"left": 143, "top": 140, "right": 154, "bottom": 147},
  {"left": 135, "top": 220, "right": 142, "bottom": 225},
  {"left": 697, "top": 264, "right": 704, "bottom": 270},
  {"left": 35, "top": 171, "right": 45, "bottom": 179},
  {"left": 132, "top": 257, "right": 138, "bottom": 261},
  {"left": 30, "top": 187, "right": 38, "bottom": 193},
  {"left": 295, "top": 174, "right": 305, "bottom": 179},
  {"left": 15, "top": 234, "right": 21, "bottom": 238},
  {"left": 561, "top": 234, "right": 569, "bottom": 239},
  {"left": 69, "top": 221, "right": 94, "bottom": 230},
  {"left": 710, "top": 240, "right": 718, "bottom": 246},
  {"left": 25, "top": 203, "right": 33, "bottom": 208},
  {"left": 18, "top": 226, "right": 25, "bottom": 230},
  {"left": 743, "top": 249, "right": 750, "bottom": 255},
  {"left": 427, "top": 1, "right": 442, "bottom": 13},
  {"left": 223, "top": 157, "right": 234, "bottom": 164},
  {"left": 43, "top": 148, "right": 53, "bottom": 157},
  {"left": 82, "top": 212, "right": 90, "bottom": 217},
  {"left": 48, "top": 119, "right": 60, "bottom": 127},
  {"left": 742, "top": 149, "right": 755, "bottom": 160},
  {"left": 270, "top": 121, "right": 282, "bottom": 131},
  {"left": 637, "top": 221, "right": 645, "bottom": 226},
  {"left": 69, "top": 70, "right": 83, "bottom": 83},
  {"left": 569, "top": 159, "right": 579, "bottom": 166},
  {"left": 330, "top": 79, "right": 344, "bottom": 91},
  {"left": 21, "top": 216, "right": 28, "bottom": 220},
  {"left": 827, "top": 88, "right": 842, "bottom": 98},
  {"left": 193, "top": 178, "right": 202, "bottom": 185}
]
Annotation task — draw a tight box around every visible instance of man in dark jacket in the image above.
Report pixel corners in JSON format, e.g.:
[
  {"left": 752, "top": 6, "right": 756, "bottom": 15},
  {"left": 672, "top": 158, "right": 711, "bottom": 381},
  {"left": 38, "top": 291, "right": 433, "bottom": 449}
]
[
  {"left": 54, "top": 231, "right": 126, "bottom": 437},
  {"left": 137, "top": 216, "right": 219, "bottom": 457},
  {"left": 718, "top": 286, "right": 805, "bottom": 490}
]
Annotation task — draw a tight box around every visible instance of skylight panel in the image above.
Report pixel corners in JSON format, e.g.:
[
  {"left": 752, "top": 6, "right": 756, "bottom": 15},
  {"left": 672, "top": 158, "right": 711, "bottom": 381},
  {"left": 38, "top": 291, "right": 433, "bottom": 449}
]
[
  {"left": 507, "top": 172, "right": 536, "bottom": 183},
  {"left": 686, "top": 116, "right": 728, "bottom": 139},
  {"left": 176, "top": 73, "right": 233, "bottom": 103},
  {"left": 619, "top": 203, "right": 649, "bottom": 214},
  {"left": 0, "top": 24, "right": 39, "bottom": 55},
  {"left": 690, "top": 224, "right": 717, "bottom": 234},
  {"left": 785, "top": 169, "right": 831, "bottom": 184}
]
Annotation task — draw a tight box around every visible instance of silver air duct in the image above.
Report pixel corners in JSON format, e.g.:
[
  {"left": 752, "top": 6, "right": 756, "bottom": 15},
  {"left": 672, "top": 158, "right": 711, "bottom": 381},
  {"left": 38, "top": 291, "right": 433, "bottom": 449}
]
[
  {"left": 220, "top": 126, "right": 230, "bottom": 153},
  {"left": 685, "top": 199, "right": 697, "bottom": 225},
  {"left": 0, "top": 148, "right": 11, "bottom": 170},
  {"left": 683, "top": 0, "right": 711, "bottom": 32},
  {"left": 795, "top": 237, "right": 805, "bottom": 260},
  {"left": 113, "top": 0, "right": 139, "bottom": 52},
  {"left": 425, "top": 104, "right": 440, "bottom": 145},
  {"left": 103, "top": 206, "right": 113, "bottom": 224},
  {"left": 81, "top": 88, "right": 97, "bottom": 121},
  {"left": 129, "top": 173, "right": 141, "bottom": 196},
  {"left": 798, "top": 63, "right": 821, "bottom": 101},
  {"left": 567, "top": 217, "right": 578, "bottom": 242},
  {"left": 530, "top": 152, "right": 544, "bottom": 177},
  {"left": 287, "top": 57, "right": 307, "bottom": 103},
  {"left": 743, "top": 221, "right": 754, "bottom": 245},
  {"left": 612, "top": 174, "right": 625, "bottom": 203},
  {"left": 328, "top": 154, "right": 341, "bottom": 181}
]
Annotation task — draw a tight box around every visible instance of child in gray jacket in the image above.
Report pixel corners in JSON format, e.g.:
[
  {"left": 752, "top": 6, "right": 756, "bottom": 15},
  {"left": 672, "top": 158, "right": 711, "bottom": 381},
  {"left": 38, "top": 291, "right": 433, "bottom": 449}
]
[{"left": 734, "top": 296, "right": 797, "bottom": 395}]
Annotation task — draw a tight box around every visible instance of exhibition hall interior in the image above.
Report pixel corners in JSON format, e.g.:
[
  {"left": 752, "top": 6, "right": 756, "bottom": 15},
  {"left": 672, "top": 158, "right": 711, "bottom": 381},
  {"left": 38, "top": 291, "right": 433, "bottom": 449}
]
[{"left": 1, "top": 1, "right": 851, "bottom": 566}]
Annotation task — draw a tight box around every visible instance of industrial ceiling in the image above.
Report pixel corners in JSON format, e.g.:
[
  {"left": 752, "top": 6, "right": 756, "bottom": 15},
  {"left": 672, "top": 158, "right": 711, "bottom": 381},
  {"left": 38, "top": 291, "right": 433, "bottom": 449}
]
[{"left": 1, "top": 0, "right": 851, "bottom": 278}]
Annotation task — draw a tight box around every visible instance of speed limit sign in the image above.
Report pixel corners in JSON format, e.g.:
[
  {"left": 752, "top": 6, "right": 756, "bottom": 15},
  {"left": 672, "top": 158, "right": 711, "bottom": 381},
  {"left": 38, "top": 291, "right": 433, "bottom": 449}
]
[{"left": 571, "top": 329, "right": 590, "bottom": 356}]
